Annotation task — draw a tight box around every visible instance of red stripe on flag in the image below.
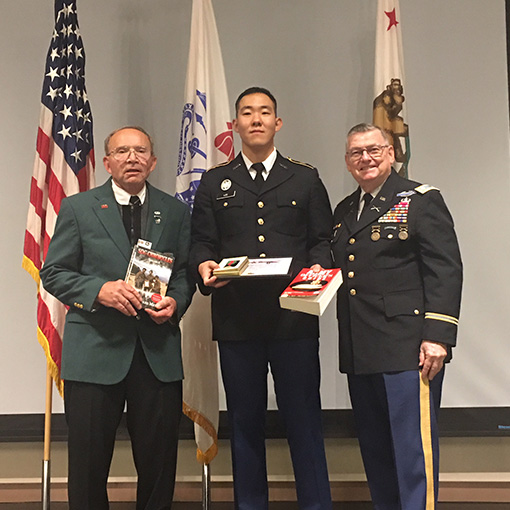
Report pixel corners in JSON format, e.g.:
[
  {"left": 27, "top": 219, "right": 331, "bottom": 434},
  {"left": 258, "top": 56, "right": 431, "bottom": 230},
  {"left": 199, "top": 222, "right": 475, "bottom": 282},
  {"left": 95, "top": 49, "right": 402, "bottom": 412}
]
[
  {"left": 37, "top": 296, "right": 63, "bottom": 369},
  {"left": 29, "top": 176, "right": 46, "bottom": 219},
  {"left": 23, "top": 230, "right": 42, "bottom": 271},
  {"left": 36, "top": 127, "right": 51, "bottom": 166},
  {"left": 46, "top": 166, "right": 67, "bottom": 216}
]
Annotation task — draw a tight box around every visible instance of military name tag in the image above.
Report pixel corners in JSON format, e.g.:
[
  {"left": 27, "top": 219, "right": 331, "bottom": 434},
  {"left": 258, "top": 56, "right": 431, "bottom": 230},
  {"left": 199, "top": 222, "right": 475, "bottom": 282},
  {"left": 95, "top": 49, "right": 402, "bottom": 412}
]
[{"left": 216, "top": 190, "right": 236, "bottom": 200}]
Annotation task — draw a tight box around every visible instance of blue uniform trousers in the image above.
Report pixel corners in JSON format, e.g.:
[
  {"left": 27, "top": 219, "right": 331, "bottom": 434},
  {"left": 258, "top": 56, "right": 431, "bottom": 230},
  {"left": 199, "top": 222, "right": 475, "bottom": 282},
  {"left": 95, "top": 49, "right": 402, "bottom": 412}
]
[
  {"left": 218, "top": 337, "right": 332, "bottom": 510},
  {"left": 348, "top": 369, "right": 444, "bottom": 510}
]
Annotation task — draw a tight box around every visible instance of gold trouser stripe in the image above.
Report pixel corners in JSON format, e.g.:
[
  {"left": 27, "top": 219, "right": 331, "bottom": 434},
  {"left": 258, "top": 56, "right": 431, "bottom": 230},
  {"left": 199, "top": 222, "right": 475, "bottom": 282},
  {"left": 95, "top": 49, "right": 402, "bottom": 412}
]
[{"left": 419, "top": 376, "right": 435, "bottom": 510}]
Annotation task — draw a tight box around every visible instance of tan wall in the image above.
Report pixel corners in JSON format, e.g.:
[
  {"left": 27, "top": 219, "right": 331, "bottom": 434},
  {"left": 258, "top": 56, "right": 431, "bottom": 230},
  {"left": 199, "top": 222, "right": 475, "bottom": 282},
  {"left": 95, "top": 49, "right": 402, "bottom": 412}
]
[{"left": 1, "top": 437, "right": 509, "bottom": 480}]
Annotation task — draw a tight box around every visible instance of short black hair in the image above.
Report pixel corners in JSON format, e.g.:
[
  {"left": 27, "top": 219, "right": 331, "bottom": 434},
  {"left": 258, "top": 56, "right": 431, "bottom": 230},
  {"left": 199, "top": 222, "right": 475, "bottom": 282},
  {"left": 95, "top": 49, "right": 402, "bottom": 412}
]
[{"left": 235, "top": 87, "right": 278, "bottom": 116}]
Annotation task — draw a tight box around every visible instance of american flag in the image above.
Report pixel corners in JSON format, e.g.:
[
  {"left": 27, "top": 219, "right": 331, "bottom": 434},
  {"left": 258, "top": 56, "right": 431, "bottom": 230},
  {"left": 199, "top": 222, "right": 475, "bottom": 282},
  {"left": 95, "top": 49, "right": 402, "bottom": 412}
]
[{"left": 22, "top": 0, "right": 95, "bottom": 394}]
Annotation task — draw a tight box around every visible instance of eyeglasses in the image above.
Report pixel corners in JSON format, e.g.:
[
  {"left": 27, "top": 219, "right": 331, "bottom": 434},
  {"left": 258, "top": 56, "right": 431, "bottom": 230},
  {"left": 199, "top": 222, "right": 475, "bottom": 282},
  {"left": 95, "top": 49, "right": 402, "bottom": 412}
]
[
  {"left": 346, "top": 144, "right": 389, "bottom": 162},
  {"left": 108, "top": 146, "right": 151, "bottom": 161}
]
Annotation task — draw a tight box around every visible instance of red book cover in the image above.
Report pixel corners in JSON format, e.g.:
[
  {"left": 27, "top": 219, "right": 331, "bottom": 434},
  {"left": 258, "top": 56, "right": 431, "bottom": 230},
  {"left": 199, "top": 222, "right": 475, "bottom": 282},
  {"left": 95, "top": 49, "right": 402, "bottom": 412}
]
[
  {"left": 281, "top": 268, "right": 342, "bottom": 297},
  {"left": 279, "top": 267, "right": 343, "bottom": 316}
]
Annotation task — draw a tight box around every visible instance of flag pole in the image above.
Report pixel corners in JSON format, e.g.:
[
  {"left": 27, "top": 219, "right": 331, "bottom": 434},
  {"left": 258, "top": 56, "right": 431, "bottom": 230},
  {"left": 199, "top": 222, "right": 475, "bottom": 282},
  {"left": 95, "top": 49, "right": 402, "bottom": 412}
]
[
  {"left": 202, "top": 462, "right": 211, "bottom": 510},
  {"left": 42, "top": 365, "right": 53, "bottom": 510}
]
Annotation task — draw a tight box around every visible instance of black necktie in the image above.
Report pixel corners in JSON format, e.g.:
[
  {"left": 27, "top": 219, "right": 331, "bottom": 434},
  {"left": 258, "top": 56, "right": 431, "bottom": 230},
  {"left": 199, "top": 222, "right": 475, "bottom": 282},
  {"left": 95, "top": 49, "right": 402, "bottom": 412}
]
[
  {"left": 252, "top": 163, "right": 265, "bottom": 191},
  {"left": 358, "top": 193, "right": 373, "bottom": 221},
  {"left": 123, "top": 195, "right": 142, "bottom": 246}
]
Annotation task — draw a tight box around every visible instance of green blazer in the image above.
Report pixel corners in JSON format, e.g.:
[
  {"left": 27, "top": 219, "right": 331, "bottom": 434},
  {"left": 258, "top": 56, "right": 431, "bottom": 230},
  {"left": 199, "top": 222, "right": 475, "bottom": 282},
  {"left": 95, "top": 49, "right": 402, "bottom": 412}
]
[{"left": 40, "top": 179, "right": 195, "bottom": 384}]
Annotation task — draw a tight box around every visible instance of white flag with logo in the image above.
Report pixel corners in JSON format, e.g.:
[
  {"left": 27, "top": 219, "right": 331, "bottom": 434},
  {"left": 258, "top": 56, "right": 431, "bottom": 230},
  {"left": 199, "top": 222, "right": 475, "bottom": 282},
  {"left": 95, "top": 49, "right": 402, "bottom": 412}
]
[
  {"left": 176, "top": 0, "right": 234, "bottom": 464},
  {"left": 373, "top": 0, "right": 410, "bottom": 176}
]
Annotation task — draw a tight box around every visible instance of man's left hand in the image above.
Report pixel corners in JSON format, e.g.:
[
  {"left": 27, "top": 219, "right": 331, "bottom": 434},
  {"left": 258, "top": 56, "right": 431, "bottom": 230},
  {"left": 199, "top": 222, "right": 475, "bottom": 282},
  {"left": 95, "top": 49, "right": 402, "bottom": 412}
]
[
  {"left": 145, "top": 296, "right": 177, "bottom": 324},
  {"left": 419, "top": 340, "right": 447, "bottom": 381}
]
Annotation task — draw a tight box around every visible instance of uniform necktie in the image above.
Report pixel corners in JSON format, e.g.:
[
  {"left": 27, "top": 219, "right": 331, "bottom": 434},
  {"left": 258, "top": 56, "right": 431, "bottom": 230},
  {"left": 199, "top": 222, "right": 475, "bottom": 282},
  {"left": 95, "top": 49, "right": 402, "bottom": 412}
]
[
  {"left": 252, "top": 162, "right": 265, "bottom": 191},
  {"left": 358, "top": 193, "right": 373, "bottom": 221},
  {"left": 122, "top": 195, "right": 142, "bottom": 246}
]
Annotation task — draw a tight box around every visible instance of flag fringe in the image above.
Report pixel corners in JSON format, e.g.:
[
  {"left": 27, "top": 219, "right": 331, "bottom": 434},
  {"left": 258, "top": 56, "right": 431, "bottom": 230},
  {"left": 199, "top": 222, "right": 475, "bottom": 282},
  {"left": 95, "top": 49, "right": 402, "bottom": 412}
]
[
  {"left": 182, "top": 400, "right": 218, "bottom": 464},
  {"left": 37, "top": 326, "right": 64, "bottom": 397},
  {"left": 197, "top": 442, "right": 219, "bottom": 465},
  {"left": 22, "top": 254, "right": 41, "bottom": 286},
  {"left": 23, "top": 254, "right": 64, "bottom": 396}
]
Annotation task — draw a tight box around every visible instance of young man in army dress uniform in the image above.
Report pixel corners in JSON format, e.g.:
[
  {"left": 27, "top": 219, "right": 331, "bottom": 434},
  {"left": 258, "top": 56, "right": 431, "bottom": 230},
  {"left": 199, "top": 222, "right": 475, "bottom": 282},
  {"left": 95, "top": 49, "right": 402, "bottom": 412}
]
[{"left": 190, "top": 87, "right": 333, "bottom": 510}]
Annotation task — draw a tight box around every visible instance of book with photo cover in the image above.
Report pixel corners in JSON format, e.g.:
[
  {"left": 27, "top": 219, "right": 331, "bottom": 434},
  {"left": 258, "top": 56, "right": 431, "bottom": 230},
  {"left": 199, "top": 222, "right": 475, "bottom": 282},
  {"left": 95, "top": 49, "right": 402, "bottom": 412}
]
[
  {"left": 279, "top": 267, "right": 343, "bottom": 316},
  {"left": 125, "top": 244, "right": 174, "bottom": 310},
  {"left": 212, "top": 256, "right": 249, "bottom": 277}
]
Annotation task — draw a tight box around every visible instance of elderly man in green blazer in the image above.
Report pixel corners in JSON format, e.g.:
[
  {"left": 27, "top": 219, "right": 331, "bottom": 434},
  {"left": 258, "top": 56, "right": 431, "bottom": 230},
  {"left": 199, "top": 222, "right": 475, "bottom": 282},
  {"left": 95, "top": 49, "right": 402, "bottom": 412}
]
[{"left": 41, "top": 126, "right": 194, "bottom": 510}]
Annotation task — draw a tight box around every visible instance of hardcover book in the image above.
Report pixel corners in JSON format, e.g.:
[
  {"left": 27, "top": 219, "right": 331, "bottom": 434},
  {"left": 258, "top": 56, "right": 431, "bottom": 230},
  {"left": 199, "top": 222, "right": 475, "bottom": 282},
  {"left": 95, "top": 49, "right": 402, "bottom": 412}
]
[
  {"left": 279, "top": 267, "right": 343, "bottom": 316},
  {"left": 213, "top": 257, "right": 293, "bottom": 279},
  {"left": 125, "top": 244, "right": 174, "bottom": 310},
  {"left": 212, "top": 256, "right": 250, "bottom": 277}
]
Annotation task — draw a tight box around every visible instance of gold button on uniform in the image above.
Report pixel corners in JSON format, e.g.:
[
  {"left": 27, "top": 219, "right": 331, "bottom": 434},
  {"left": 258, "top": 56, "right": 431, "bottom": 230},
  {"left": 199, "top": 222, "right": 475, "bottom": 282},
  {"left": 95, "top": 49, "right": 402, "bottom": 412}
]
[
  {"left": 414, "top": 309, "right": 420, "bottom": 315},
  {"left": 259, "top": 253, "right": 266, "bottom": 258},
  {"left": 258, "top": 235, "right": 265, "bottom": 242},
  {"left": 349, "top": 289, "right": 356, "bottom": 296},
  {"left": 348, "top": 271, "right": 354, "bottom": 278},
  {"left": 258, "top": 201, "right": 264, "bottom": 208},
  {"left": 291, "top": 200, "right": 297, "bottom": 206},
  {"left": 348, "top": 254, "right": 355, "bottom": 261},
  {"left": 258, "top": 218, "right": 264, "bottom": 225},
  {"left": 223, "top": 202, "right": 228, "bottom": 207},
  {"left": 349, "top": 238, "right": 355, "bottom": 245}
]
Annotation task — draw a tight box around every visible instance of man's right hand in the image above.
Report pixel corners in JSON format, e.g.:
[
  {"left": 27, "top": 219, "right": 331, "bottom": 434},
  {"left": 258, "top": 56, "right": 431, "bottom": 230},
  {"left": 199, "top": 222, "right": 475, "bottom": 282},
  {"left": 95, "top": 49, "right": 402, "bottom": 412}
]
[
  {"left": 199, "top": 260, "right": 230, "bottom": 288},
  {"left": 96, "top": 280, "right": 142, "bottom": 316}
]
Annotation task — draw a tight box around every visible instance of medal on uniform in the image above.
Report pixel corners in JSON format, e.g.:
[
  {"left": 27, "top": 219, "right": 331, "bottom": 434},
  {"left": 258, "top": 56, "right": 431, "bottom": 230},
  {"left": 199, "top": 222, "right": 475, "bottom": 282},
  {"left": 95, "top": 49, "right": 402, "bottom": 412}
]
[
  {"left": 371, "top": 225, "right": 381, "bottom": 241},
  {"left": 398, "top": 225, "right": 409, "bottom": 240}
]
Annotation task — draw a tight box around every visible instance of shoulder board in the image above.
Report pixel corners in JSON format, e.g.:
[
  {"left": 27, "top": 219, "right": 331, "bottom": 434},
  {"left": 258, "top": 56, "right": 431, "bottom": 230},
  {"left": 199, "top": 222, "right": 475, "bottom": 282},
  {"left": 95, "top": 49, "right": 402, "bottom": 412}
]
[
  {"left": 415, "top": 184, "right": 439, "bottom": 194},
  {"left": 286, "top": 157, "right": 315, "bottom": 170},
  {"left": 208, "top": 160, "right": 231, "bottom": 171}
]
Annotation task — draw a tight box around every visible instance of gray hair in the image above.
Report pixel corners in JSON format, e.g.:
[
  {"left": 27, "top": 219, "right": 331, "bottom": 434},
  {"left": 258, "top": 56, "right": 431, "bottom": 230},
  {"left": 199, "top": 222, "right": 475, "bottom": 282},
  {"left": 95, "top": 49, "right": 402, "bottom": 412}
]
[
  {"left": 104, "top": 126, "right": 155, "bottom": 155},
  {"left": 346, "top": 123, "right": 390, "bottom": 150}
]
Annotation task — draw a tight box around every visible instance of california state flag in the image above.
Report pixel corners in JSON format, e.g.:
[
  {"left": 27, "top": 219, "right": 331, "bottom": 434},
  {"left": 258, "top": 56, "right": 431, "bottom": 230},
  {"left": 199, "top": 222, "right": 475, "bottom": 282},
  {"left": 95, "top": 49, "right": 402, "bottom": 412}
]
[
  {"left": 176, "top": 0, "right": 234, "bottom": 464},
  {"left": 373, "top": 0, "right": 410, "bottom": 177}
]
